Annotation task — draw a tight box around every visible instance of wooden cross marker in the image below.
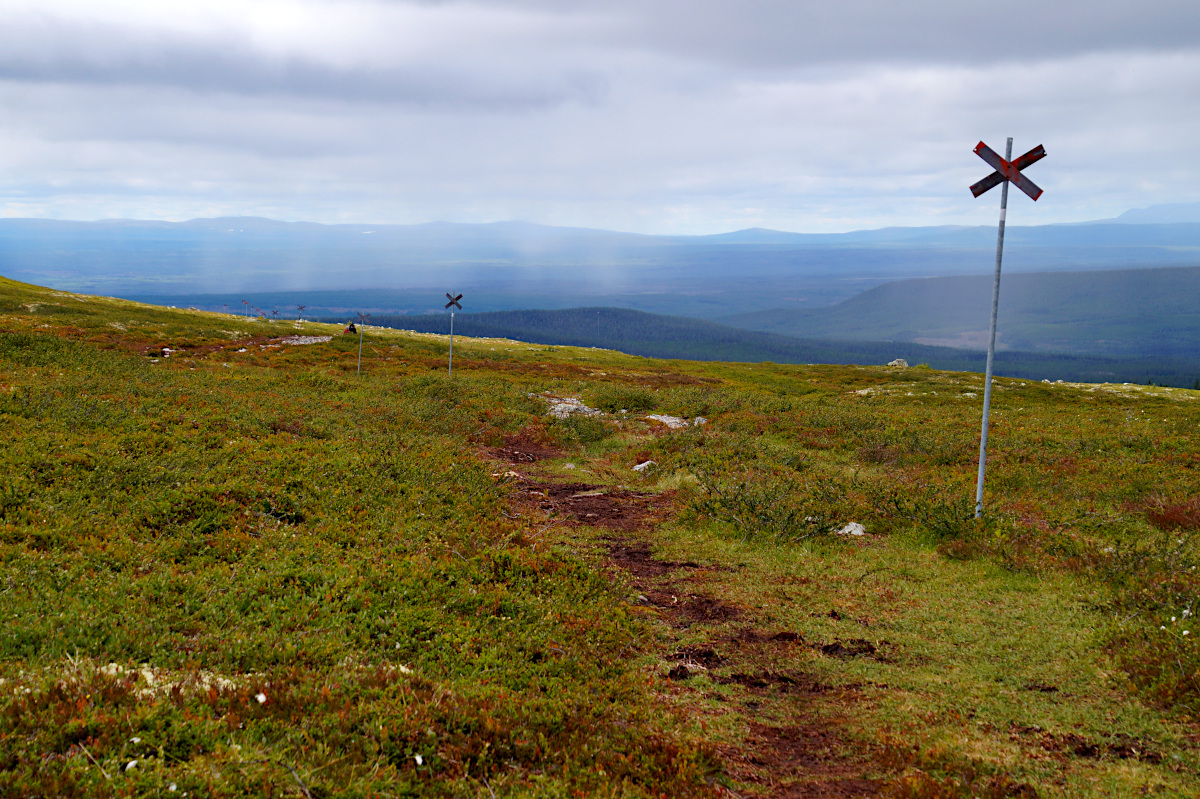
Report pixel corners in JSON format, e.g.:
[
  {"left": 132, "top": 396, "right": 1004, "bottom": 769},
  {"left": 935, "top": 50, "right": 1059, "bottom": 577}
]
[
  {"left": 971, "top": 142, "right": 1045, "bottom": 201},
  {"left": 970, "top": 138, "right": 1046, "bottom": 519},
  {"left": 445, "top": 293, "right": 463, "bottom": 375}
]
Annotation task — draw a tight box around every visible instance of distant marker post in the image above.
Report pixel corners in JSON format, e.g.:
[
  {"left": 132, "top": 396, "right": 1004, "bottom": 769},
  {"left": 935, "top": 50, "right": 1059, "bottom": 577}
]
[
  {"left": 356, "top": 312, "right": 370, "bottom": 376},
  {"left": 969, "top": 138, "right": 1046, "bottom": 518},
  {"left": 445, "top": 293, "right": 463, "bottom": 376}
]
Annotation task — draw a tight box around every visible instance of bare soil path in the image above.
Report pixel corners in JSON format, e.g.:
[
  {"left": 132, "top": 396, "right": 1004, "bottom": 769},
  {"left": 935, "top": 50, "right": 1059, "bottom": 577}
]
[{"left": 484, "top": 432, "right": 889, "bottom": 798}]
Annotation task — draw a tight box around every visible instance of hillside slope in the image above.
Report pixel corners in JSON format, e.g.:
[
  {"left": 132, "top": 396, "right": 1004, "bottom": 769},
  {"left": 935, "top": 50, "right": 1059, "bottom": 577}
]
[
  {"left": 365, "top": 306, "right": 1200, "bottom": 387},
  {"left": 2, "top": 276, "right": 1198, "bottom": 797}
]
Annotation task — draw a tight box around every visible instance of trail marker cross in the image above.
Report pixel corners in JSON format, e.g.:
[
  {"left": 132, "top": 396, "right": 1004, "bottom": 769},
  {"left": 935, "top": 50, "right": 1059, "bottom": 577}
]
[
  {"left": 356, "top": 312, "right": 370, "bottom": 376},
  {"left": 969, "top": 138, "right": 1046, "bottom": 519},
  {"left": 971, "top": 142, "right": 1045, "bottom": 201},
  {"left": 445, "top": 293, "right": 463, "bottom": 375}
]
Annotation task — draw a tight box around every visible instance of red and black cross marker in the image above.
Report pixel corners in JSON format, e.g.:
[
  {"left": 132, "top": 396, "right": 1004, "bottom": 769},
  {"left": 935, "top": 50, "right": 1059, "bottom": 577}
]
[
  {"left": 445, "top": 292, "right": 463, "bottom": 375},
  {"left": 970, "top": 141, "right": 1045, "bottom": 201},
  {"left": 970, "top": 138, "right": 1046, "bottom": 519}
]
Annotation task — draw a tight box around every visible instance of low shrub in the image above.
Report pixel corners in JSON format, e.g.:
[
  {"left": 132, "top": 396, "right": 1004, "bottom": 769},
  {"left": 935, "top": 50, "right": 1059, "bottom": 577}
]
[{"left": 685, "top": 452, "right": 845, "bottom": 542}]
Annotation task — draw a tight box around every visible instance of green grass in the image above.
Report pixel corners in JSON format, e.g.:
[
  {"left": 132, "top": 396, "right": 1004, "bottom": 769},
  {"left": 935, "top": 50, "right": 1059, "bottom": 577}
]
[{"left": 1, "top": 275, "right": 1199, "bottom": 797}]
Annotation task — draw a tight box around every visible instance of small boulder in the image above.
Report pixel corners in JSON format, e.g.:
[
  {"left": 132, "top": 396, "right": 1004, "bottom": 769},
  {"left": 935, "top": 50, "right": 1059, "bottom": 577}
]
[
  {"left": 887, "top": 358, "right": 908, "bottom": 368},
  {"left": 837, "top": 522, "right": 866, "bottom": 536}
]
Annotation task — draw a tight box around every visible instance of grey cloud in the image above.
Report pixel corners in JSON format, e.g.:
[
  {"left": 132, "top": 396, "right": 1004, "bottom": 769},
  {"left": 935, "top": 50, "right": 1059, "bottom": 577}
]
[
  {"left": 485, "top": 0, "right": 1200, "bottom": 68},
  {"left": 0, "top": 15, "right": 606, "bottom": 110},
  {"left": 3, "top": 1, "right": 1199, "bottom": 233}
]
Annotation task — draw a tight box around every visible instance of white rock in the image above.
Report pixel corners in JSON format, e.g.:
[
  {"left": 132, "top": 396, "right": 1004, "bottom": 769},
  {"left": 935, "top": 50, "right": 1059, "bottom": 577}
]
[
  {"left": 632, "top": 460, "right": 657, "bottom": 472},
  {"left": 540, "top": 395, "right": 601, "bottom": 419},
  {"left": 646, "top": 414, "right": 688, "bottom": 429},
  {"left": 837, "top": 522, "right": 866, "bottom": 536},
  {"left": 693, "top": 417, "right": 708, "bottom": 426},
  {"left": 887, "top": 358, "right": 908, "bottom": 368},
  {"left": 563, "top": 462, "right": 576, "bottom": 470},
  {"left": 280, "top": 335, "right": 332, "bottom": 345}
]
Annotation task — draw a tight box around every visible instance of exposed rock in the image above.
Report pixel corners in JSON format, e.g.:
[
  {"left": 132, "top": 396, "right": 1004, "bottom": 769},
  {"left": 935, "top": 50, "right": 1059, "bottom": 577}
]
[
  {"left": 887, "top": 358, "right": 908, "bottom": 368},
  {"left": 646, "top": 414, "right": 707, "bottom": 429},
  {"left": 646, "top": 414, "right": 687, "bottom": 428},
  {"left": 632, "top": 460, "right": 657, "bottom": 472},
  {"left": 280, "top": 335, "right": 332, "bottom": 345},
  {"left": 837, "top": 522, "right": 866, "bottom": 536},
  {"left": 534, "top": 394, "right": 602, "bottom": 419}
]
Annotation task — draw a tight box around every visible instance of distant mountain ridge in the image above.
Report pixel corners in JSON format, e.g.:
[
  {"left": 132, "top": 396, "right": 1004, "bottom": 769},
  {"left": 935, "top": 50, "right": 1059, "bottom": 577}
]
[
  {"left": 719, "top": 264, "right": 1200, "bottom": 359},
  {"left": 1113, "top": 201, "right": 1200, "bottom": 224},
  {"left": 4, "top": 213, "right": 1200, "bottom": 320}
]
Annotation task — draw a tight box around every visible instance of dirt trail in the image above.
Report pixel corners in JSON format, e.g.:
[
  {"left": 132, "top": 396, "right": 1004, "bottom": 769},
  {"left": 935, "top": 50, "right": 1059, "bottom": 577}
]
[
  {"left": 601, "top": 531, "right": 883, "bottom": 798},
  {"left": 487, "top": 434, "right": 886, "bottom": 797}
]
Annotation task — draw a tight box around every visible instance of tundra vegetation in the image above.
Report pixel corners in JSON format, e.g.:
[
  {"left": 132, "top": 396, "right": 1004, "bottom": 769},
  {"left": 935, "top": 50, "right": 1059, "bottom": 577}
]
[{"left": 0, "top": 275, "right": 1197, "bottom": 797}]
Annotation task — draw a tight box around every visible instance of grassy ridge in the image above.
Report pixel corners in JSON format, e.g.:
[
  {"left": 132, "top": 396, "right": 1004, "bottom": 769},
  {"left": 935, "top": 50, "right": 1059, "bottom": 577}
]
[
  {"left": 2, "top": 276, "right": 1199, "bottom": 797},
  {"left": 365, "top": 307, "right": 1200, "bottom": 387}
]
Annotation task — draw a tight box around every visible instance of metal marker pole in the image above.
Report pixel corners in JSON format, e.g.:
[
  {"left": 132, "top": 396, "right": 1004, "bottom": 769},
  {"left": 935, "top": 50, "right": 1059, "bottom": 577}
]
[
  {"left": 975, "top": 136, "right": 1012, "bottom": 519},
  {"left": 448, "top": 311, "right": 454, "bottom": 376}
]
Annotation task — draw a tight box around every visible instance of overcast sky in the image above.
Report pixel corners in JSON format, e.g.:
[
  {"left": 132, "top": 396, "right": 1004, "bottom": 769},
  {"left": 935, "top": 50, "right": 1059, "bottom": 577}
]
[{"left": 1, "top": 0, "right": 1198, "bottom": 233}]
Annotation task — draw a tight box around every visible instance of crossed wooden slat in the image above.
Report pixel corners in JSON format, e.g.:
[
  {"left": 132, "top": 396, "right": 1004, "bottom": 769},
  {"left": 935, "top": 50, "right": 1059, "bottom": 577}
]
[
  {"left": 970, "top": 142, "right": 1046, "bottom": 201},
  {"left": 445, "top": 293, "right": 463, "bottom": 310}
]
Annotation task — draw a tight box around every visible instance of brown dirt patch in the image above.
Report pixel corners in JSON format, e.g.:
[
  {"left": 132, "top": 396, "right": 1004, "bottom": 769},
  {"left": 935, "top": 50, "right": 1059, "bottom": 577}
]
[
  {"left": 606, "top": 538, "right": 677, "bottom": 577},
  {"left": 518, "top": 482, "right": 672, "bottom": 531},
  {"left": 716, "top": 672, "right": 835, "bottom": 695},
  {"left": 724, "top": 722, "right": 882, "bottom": 798},
  {"left": 1009, "top": 725, "right": 1162, "bottom": 763},
  {"left": 817, "top": 639, "right": 880, "bottom": 661},
  {"left": 671, "top": 646, "right": 726, "bottom": 669},
  {"left": 488, "top": 431, "right": 563, "bottom": 464},
  {"left": 1022, "top": 682, "right": 1059, "bottom": 693},
  {"left": 603, "top": 534, "right": 745, "bottom": 624},
  {"left": 721, "top": 628, "right": 808, "bottom": 649},
  {"left": 604, "top": 536, "right": 719, "bottom": 576},
  {"left": 640, "top": 589, "right": 744, "bottom": 627}
]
